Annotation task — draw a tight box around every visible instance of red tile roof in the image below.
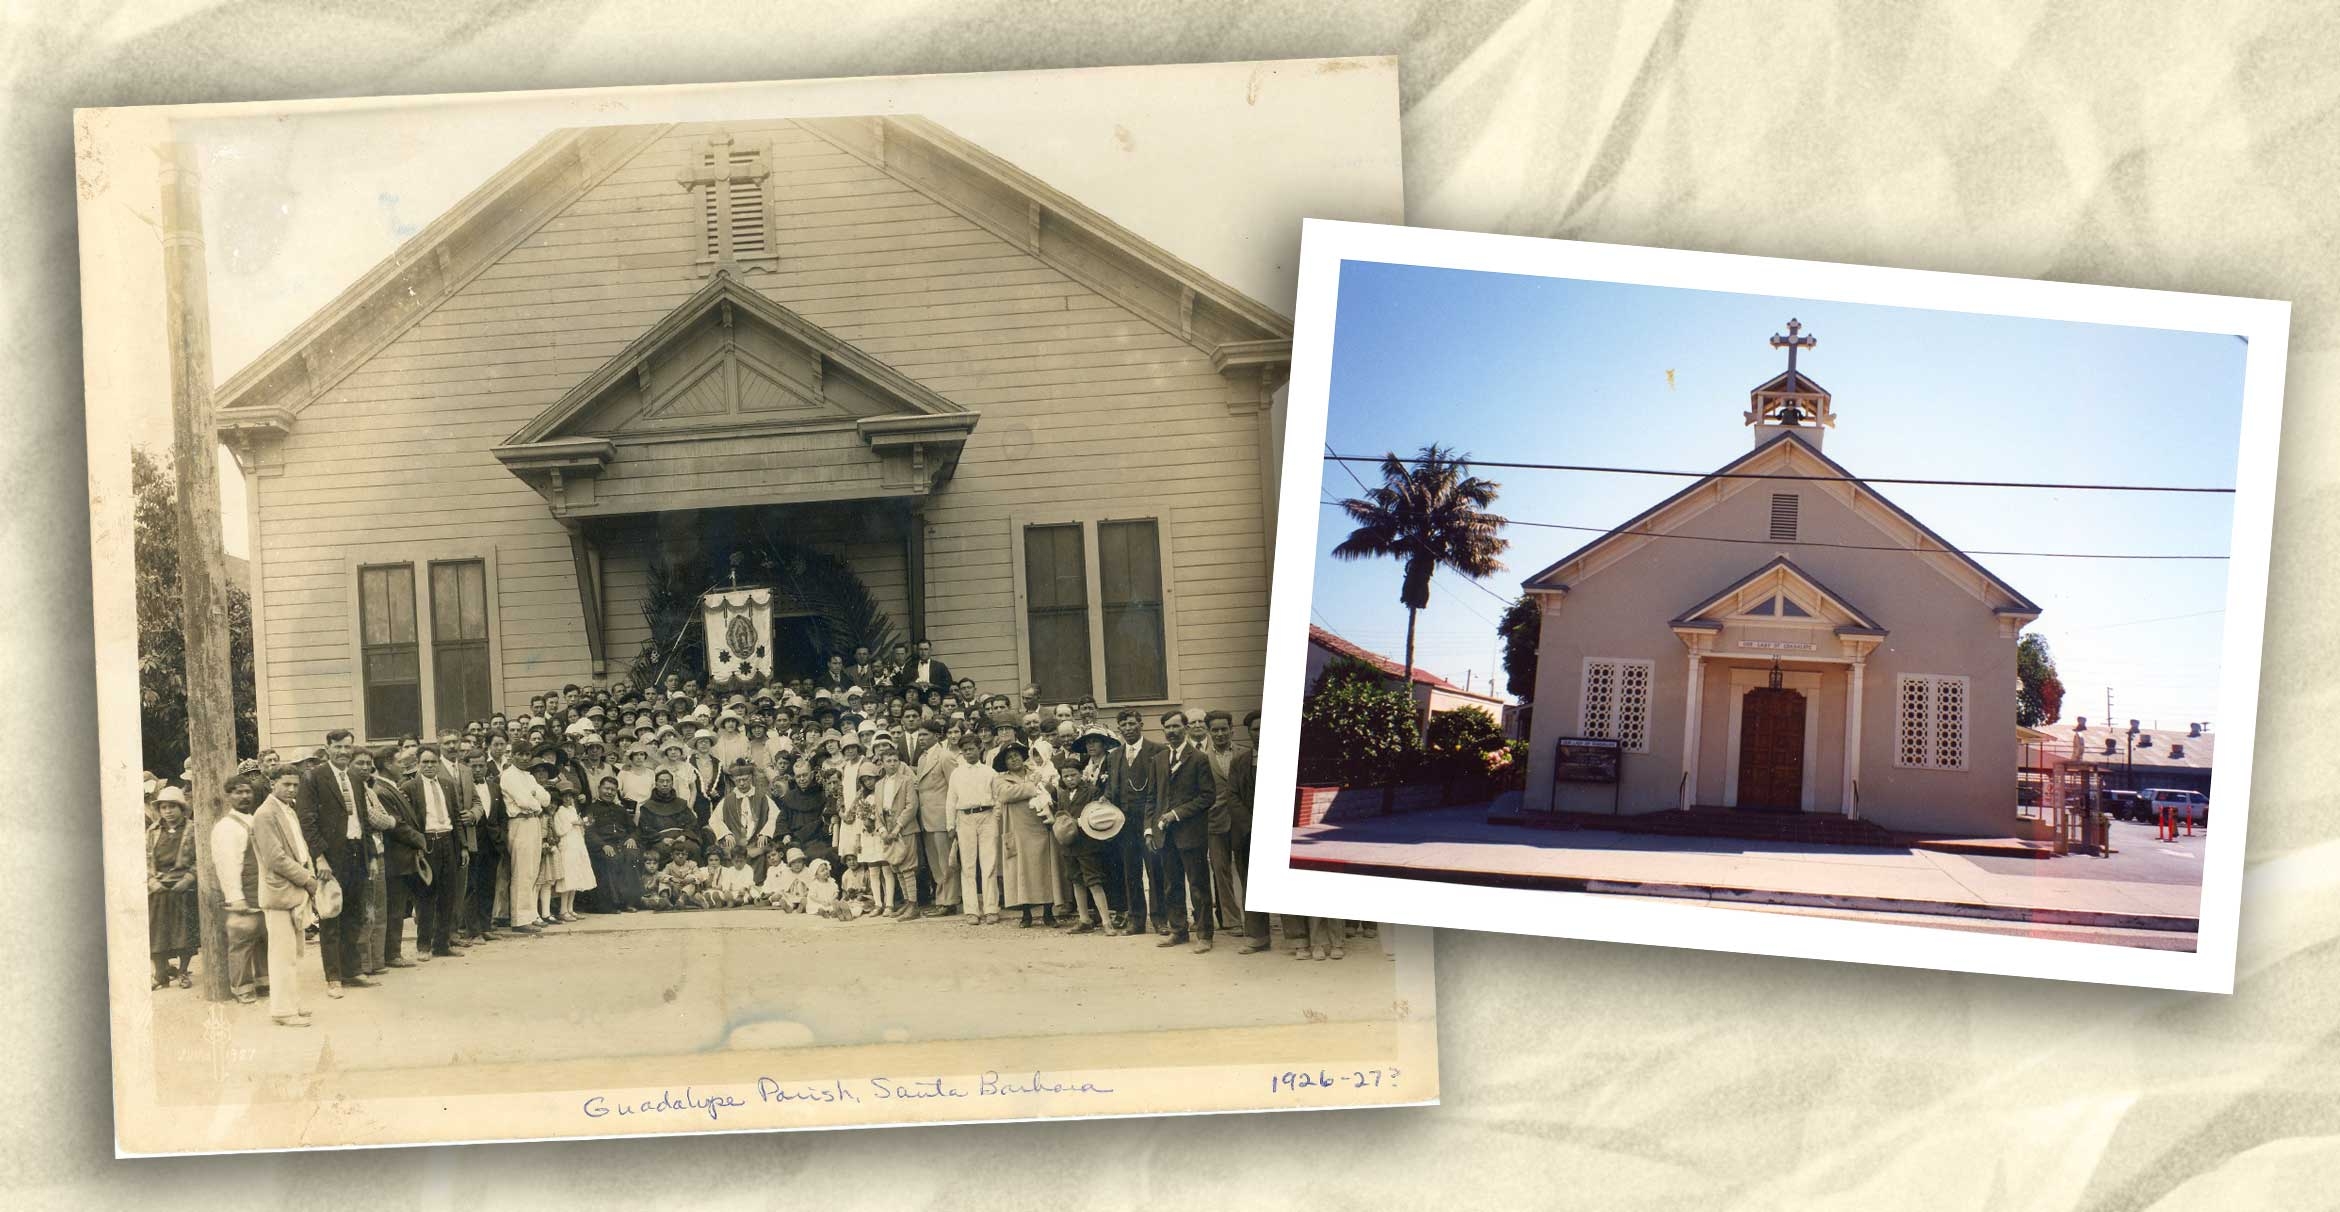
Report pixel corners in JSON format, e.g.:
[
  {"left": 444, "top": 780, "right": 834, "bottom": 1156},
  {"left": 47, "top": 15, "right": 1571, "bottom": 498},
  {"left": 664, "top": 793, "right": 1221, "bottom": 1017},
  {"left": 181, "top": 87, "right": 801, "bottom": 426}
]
[{"left": 1308, "top": 625, "right": 1500, "bottom": 701}]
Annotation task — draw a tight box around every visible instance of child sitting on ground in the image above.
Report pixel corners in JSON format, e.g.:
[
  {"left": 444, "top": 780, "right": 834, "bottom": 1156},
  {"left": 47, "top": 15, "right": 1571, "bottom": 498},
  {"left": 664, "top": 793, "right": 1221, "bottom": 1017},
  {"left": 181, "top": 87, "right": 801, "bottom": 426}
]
[
  {"left": 762, "top": 847, "right": 808, "bottom": 911},
  {"left": 714, "top": 849, "right": 758, "bottom": 906},
  {"left": 802, "top": 859, "right": 839, "bottom": 916}
]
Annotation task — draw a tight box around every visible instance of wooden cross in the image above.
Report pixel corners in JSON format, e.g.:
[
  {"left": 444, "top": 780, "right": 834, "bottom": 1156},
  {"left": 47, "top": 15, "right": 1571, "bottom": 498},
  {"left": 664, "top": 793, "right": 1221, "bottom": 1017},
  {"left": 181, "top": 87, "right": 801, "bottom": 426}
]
[{"left": 1769, "top": 318, "right": 1815, "bottom": 375}]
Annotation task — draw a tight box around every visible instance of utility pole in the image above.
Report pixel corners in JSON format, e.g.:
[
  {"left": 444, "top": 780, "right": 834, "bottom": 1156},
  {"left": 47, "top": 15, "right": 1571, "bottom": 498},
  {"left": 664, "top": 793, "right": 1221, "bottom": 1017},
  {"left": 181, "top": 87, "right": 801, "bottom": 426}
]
[{"left": 160, "top": 139, "right": 237, "bottom": 1003}]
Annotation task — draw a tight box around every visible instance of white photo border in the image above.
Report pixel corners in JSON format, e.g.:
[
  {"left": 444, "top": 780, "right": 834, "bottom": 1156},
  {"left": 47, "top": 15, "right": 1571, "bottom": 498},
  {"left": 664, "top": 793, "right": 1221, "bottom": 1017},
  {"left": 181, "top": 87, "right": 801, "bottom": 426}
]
[{"left": 1247, "top": 219, "right": 2290, "bottom": 995}]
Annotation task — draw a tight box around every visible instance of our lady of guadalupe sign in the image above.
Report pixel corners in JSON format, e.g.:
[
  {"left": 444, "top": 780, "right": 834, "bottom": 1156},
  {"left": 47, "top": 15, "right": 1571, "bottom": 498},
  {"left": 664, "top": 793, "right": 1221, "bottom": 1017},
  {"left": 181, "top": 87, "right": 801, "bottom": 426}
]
[{"left": 702, "top": 586, "right": 775, "bottom": 683}]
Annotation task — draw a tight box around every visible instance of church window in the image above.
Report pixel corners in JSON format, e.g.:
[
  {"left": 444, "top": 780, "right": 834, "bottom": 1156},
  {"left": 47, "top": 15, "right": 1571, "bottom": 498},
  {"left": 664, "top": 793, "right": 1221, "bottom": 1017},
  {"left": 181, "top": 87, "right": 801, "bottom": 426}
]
[
  {"left": 1894, "top": 674, "right": 1969, "bottom": 770},
  {"left": 1581, "top": 658, "right": 1653, "bottom": 752},
  {"left": 1014, "top": 511, "right": 1178, "bottom": 707},
  {"left": 1778, "top": 596, "right": 1811, "bottom": 618},
  {"left": 1769, "top": 493, "right": 1799, "bottom": 541}
]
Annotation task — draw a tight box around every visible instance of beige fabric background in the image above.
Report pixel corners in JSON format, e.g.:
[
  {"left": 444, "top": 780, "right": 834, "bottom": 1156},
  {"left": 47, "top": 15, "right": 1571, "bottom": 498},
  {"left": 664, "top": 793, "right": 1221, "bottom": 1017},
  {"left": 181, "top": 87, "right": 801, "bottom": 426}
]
[{"left": 7, "top": 1, "right": 2337, "bottom": 1205}]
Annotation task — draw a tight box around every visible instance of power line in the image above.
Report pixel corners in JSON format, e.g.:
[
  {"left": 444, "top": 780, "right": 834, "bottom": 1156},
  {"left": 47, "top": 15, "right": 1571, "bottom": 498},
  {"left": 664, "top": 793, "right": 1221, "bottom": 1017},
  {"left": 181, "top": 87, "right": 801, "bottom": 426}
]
[
  {"left": 1320, "top": 499, "right": 2227, "bottom": 561},
  {"left": 1325, "top": 452, "right": 2235, "bottom": 495}
]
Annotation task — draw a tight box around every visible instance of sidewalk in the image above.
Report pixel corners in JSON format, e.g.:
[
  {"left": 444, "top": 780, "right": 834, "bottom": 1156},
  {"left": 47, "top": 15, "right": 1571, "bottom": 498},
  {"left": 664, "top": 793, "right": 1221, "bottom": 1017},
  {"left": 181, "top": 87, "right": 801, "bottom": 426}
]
[{"left": 1291, "top": 805, "right": 2202, "bottom": 931}]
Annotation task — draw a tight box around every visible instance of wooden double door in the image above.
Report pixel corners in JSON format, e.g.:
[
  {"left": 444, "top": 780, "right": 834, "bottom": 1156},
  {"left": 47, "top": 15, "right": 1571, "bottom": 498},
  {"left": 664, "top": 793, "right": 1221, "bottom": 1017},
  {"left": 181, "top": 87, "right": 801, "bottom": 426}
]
[{"left": 1735, "top": 687, "right": 1806, "bottom": 812}]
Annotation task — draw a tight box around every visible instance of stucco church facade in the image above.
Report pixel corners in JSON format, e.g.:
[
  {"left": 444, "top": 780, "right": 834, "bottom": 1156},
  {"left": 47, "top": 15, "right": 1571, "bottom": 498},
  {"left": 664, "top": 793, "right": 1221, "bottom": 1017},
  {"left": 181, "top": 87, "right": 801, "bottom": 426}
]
[{"left": 1520, "top": 323, "right": 2038, "bottom": 836}]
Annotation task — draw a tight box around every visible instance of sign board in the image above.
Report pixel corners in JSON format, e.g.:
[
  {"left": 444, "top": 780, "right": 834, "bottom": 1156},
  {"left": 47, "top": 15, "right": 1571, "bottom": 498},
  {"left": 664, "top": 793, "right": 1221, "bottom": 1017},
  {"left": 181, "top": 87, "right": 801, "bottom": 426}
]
[
  {"left": 1737, "top": 639, "right": 1816, "bottom": 651},
  {"left": 1554, "top": 736, "right": 1622, "bottom": 784}
]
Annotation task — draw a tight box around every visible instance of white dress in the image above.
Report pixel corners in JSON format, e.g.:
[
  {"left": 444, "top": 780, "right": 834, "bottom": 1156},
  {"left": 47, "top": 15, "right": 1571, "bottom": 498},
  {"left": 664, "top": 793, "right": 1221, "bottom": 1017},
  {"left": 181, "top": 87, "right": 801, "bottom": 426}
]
[{"left": 552, "top": 804, "right": 597, "bottom": 893}]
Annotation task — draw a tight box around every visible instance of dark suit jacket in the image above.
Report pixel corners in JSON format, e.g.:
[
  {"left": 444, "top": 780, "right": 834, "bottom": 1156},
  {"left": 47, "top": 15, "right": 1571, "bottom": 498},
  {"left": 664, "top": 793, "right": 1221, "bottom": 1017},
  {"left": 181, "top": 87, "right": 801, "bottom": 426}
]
[
  {"left": 1118, "top": 738, "right": 1164, "bottom": 819},
  {"left": 1228, "top": 747, "right": 1258, "bottom": 836},
  {"left": 465, "top": 775, "right": 508, "bottom": 856},
  {"left": 401, "top": 771, "right": 464, "bottom": 842},
  {"left": 1151, "top": 744, "right": 1214, "bottom": 849},
  {"left": 374, "top": 776, "right": 428, "bottom": 879},
  {"left": 896, "top": 658, "right": 953, "bottom": 694},
  {"left": 296, "top": 761, "right": 368, "bottom": 866}
]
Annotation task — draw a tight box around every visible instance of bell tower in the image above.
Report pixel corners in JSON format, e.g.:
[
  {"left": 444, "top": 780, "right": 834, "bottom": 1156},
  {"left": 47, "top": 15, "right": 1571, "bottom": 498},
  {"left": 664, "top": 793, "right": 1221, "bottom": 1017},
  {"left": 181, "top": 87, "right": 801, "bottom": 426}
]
[{"left": 1743, "top": 318, "right": 1835, "bottom": 449}]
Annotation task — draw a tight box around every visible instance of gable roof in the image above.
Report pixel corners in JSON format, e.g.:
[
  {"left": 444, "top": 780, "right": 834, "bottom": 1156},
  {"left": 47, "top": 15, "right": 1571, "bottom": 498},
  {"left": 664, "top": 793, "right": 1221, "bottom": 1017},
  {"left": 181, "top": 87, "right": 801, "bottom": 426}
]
[
  {"left": 1520, "top": 431, "right": 2041, "bottom": 614},
  {"left": 214, "top": 115, "right": 1291, "bottom": 438},
  {"left": 1669, "top": 555, "right": 1886, "bottom": 632},
  {"left": 1308, "top": 625, "right": 1504, "bottom": 703}
]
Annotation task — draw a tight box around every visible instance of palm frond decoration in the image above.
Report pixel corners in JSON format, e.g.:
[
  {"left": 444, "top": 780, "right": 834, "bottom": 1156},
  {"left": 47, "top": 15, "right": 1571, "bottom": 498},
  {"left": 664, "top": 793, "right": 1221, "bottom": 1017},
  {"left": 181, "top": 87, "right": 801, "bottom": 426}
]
[{"left": 630, "top": 525, "right": 900, "bottom": 691}]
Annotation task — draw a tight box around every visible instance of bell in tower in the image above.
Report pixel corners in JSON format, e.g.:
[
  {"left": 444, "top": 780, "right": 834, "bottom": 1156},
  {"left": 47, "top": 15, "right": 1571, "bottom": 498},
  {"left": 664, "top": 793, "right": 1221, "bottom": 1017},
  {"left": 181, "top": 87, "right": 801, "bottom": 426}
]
[{"left": 1743, "top": 318, "right": 1836, "bottom": 449}]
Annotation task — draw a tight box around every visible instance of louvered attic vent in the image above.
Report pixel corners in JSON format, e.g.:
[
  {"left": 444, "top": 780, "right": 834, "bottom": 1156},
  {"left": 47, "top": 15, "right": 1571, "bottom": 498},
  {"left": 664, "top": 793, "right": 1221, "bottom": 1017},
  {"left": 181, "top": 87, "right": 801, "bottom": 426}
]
[{"left": 1769, "top": 493, "right": 1800, "bottom": 541}]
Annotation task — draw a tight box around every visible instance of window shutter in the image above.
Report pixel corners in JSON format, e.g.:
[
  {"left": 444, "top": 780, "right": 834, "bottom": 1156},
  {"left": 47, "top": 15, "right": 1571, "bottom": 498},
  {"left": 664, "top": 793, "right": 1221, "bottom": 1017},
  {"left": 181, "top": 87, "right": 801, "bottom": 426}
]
[{"left": 727, "top": 151, "right": 767, "bottom": 256}]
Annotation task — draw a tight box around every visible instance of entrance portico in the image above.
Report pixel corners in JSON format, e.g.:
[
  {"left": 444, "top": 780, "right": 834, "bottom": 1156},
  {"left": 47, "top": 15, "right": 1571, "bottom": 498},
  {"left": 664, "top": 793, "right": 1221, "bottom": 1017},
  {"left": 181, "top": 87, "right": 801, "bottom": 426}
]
[{"left": 1670, "top": 557, "right": 1886, "bottom": 817}]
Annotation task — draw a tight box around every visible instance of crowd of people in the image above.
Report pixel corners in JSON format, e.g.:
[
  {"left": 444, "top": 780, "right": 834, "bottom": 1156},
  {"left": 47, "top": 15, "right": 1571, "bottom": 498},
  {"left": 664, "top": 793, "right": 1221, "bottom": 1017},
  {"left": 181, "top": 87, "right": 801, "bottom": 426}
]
[{"left": 149, "top": 639, "right": 1373, "bottom": 1029}]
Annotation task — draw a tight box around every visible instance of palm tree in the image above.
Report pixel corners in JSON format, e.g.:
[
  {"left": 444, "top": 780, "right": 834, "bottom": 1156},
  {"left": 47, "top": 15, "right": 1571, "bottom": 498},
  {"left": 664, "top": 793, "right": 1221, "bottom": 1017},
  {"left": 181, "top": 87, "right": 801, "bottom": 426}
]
[{"left": 1330, "top": 445, "right": 1510, "bottom": 724}]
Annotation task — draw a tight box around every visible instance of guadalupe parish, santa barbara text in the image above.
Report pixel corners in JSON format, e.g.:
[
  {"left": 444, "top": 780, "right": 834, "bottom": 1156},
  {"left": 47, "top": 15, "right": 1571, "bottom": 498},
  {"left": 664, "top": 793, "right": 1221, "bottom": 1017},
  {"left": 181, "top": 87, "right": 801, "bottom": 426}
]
[{"left": 579, "top": 1071, "right": 1120, "bottom": 1121}]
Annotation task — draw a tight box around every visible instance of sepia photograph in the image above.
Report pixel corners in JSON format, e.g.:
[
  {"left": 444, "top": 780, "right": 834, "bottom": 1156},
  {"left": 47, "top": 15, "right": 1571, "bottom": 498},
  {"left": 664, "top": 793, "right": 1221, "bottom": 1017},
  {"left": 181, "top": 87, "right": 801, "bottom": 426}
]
[
  {"left": 1248, "top": 220, "right": 2286, "bottom": 993},
  {"left": 77, "top": 64, "right": 1434, "bottom": 1154}
]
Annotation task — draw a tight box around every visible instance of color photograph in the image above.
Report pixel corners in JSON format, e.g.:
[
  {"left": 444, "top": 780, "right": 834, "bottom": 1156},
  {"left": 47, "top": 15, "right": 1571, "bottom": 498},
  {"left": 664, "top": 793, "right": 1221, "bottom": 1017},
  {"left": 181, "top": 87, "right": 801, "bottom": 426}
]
[{"left": 1250, "top": 221, "right": 2287, "bottom": 992}]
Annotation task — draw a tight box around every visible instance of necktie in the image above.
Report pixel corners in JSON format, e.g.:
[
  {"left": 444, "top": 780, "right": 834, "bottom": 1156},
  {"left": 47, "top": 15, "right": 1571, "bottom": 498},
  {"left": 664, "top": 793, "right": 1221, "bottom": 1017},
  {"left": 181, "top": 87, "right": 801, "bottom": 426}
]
[{"left": 339, "top": 769, "right": 358, "bottom": 839}]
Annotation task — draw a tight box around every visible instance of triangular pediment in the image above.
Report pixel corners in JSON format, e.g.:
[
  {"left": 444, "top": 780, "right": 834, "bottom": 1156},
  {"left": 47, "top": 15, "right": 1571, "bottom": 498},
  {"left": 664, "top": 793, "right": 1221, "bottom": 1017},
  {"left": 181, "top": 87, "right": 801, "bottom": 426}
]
[
  {"left": 1672, "top": 557, "right": 1883, "bottom": 632},
  {"left": 507, "top": 271, "right": 963, "bottom": 448}
]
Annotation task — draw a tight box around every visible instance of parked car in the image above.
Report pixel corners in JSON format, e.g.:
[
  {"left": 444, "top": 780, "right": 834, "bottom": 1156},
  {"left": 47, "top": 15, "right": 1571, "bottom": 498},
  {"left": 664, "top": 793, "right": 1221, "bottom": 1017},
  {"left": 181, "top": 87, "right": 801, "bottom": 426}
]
[
  {"left": 2146, "top": 787, "right": 2209, "bottom": 827},
  {"left": 2101, "top": 789, "right": 2147, "bottom": 822}
]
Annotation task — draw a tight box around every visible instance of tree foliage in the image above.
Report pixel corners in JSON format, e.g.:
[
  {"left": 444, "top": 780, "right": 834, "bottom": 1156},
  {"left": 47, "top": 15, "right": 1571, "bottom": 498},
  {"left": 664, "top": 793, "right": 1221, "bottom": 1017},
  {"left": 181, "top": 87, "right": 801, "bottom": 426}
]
[
  {"left": 1329, "top": 444, "right": 1509, "bottom": 688},
  {"left": 134, "top": 446, "right": 257, "bottom": 776},
  {"left": 1312, "top": 654, "right": 1391, "bottom": 696},
  {"left": 1498, "top": 595, "right": 1539, "bottom": 700},
  {"left": 1298, "top": 679, "right": 1422, "bottom": 788},
  {"left": 2016, "top": 631, "right": 2064, "bottom": 728}
]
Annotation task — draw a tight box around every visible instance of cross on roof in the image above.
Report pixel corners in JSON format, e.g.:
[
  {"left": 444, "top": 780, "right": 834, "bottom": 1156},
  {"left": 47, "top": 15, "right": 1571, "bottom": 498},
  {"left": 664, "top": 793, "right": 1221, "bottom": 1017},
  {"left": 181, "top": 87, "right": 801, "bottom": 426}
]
[{"left": 1769, "top": 318, "right": 1816, "bottom": 376}]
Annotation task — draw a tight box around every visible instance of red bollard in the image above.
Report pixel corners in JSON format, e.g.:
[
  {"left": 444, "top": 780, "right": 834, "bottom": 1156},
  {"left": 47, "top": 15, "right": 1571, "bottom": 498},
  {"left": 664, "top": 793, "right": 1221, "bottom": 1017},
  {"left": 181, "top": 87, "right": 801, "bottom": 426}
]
[
  {"left": 2184, "top": 806, "right": 2194, "bottom": 838},
  {"left": 2157, "top": 804, "right": 2172, "bottom": 843}
]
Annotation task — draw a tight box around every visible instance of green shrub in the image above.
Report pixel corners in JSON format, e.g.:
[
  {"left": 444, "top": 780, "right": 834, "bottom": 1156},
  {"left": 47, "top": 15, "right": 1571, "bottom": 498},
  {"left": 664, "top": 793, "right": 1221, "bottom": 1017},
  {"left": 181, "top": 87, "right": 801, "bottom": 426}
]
[
  {"left": 1299, "top": 680, "right": 1422, "bottom": 787},
  {"left": 1424, "top": 705, "right": 1508, "bottom": 799}
]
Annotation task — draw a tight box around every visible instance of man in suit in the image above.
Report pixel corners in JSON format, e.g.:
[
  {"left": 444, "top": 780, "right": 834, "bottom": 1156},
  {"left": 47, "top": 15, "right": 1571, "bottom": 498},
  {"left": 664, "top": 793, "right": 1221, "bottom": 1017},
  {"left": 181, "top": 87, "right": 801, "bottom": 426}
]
[
  {"left": 401, "top": 744, "right": 467, "bottom": 960},
  {"left": 1146, "top": 710, "right": 1216, "bottom": 954},
  {"left": 461, "top": 750, "right": 507, "bottom": 943},
  {"left": 897, "top": 640, "right": 953, "bottom": 697},
  {"left": 252, "top": 767, "right": 321, "bottom": 1027},
  {"left": 364, "top": 748, "right": 428, "bottom": 969},
  {"left": 910, "top": 716, "right": 962, "bottom": 916},
  {"left": 1113, "top": 708, "right": 1165, "bottom": 936},
  {"left": 295, "top": 729, "right": 377, "bottom": 995}
]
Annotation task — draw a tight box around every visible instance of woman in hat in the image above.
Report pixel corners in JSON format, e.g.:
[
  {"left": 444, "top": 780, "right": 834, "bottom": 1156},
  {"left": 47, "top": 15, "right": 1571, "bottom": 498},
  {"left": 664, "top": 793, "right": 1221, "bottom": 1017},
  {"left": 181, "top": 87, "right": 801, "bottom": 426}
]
[
  {"left": 686, "top": 730, "right": 722, "bottom": 826},
  {"left": 146, "top": 787, "right": 201, "bottom": 988},
  {"left": 585, "top": 775, "right": 641, "bottom": 913},
  {"left": 991, "top": 742, "right": 1063, "bottom": 929},
  {"left": 617, "top": 742, "right": 658, "bottom": 810}
]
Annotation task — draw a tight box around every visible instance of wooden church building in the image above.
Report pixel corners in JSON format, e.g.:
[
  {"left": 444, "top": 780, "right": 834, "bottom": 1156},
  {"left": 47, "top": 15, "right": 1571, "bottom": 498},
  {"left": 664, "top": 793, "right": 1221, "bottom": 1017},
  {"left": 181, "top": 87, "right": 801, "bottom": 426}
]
[
  {"left": 213, "top": 117, "right": 1290, "bottom": 748},
  {"left": 1520, "top": 322, "right": 2039, "bottom": 836}
]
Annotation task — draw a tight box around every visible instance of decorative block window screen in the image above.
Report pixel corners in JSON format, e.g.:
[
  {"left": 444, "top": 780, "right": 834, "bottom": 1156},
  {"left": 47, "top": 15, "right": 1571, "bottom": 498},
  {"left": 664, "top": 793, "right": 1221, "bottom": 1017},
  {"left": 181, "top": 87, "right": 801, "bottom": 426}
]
[
  {"left": 1581, "top": 658, "right": 1654, "bottom": 752},
  {"left": 1895, "top": 674, "right": 1969, "bottom": 769}
]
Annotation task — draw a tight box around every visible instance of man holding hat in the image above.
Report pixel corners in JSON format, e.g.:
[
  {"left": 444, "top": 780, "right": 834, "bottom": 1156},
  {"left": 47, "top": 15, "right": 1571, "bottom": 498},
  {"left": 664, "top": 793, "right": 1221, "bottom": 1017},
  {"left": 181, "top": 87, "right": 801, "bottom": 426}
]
[{"left": 1114, "top": 708, "right": 1167, "bottom": 937}]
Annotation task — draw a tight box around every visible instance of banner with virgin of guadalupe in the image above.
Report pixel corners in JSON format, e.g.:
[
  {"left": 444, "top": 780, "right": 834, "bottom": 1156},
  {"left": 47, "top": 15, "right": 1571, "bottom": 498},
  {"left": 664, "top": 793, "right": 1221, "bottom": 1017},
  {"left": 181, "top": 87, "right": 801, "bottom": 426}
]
[{"left": 702, "top": 586, "right": 775, "bottom": 684}]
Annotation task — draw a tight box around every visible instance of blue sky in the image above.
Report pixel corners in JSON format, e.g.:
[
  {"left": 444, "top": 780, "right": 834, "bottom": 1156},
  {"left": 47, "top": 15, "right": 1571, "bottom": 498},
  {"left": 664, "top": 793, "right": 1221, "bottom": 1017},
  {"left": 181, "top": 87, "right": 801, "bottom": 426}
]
[{"left": 1310, "top": 260, "right": 2247, "bottom": 730}]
